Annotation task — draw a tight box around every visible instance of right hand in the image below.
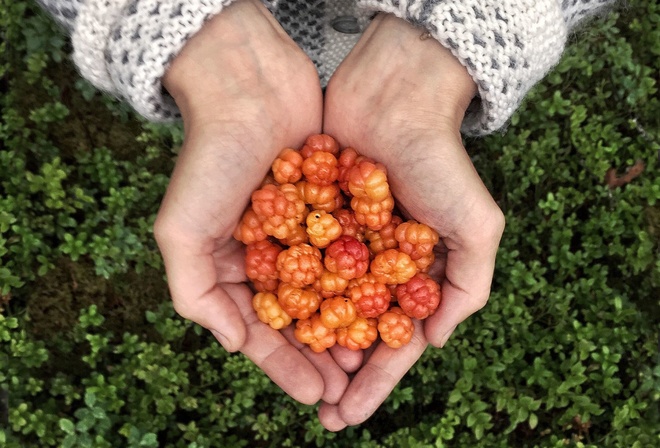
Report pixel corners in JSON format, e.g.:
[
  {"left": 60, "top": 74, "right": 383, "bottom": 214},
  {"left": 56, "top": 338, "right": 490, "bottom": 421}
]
[{"left": 155, "top": 0, "right": 348, "bottom": 406}]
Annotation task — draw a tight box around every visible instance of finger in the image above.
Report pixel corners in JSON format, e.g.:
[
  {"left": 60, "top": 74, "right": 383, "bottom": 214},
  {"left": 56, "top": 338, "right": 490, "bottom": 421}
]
[
  {"left": 336, "top": 322, "right": 428, "bottom": 426},
  {"left": 281, "top": 326, "right": 349, "bottom": 405},
  {"left": 229, "top": 284, "right": 325, "bottom": 405},
  {"left": 328, "top": 345, "right": 364, "bottom": 374},
  {"left": 425, "top": 208, "right": 504, "bottom": 347},
  {"left": 318, "top": 402, "right": 348, "bottom": 432},
  {"left": 155, "top": 232, "right": 247, "bottom": 352}
]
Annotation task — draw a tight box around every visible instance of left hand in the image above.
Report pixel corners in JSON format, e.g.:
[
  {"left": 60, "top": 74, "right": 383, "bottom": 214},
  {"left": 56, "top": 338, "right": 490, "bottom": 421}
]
[{"left": 319, "top": 14, "right": 505, "bottom": 430}]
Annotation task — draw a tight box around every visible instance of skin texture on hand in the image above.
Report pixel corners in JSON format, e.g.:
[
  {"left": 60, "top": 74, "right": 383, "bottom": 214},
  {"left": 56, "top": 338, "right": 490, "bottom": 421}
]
[
  {"left": 155, "top": 0, "right": 349, "bottom": 407},
  {"left": 320, "top": 14, "right": 505, "bottom": 430}
]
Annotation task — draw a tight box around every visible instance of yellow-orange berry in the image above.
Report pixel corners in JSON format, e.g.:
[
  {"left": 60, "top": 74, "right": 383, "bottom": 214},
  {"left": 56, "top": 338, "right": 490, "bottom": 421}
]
[
  {"left": 252, "top": 292, "right": 292, "bottom": 330},
  {"left": 313, "top": 270, "right": 349, "bottom": 298},
  {"left": 348, "top": 160, "right": 390, "bottom": 202},
  {"left": 306, "top": 210, "right": 343, "bottom": 248},
  {"left": 365, "top": 215, "right": 403, "bottom": 254},
  {"left": 276, "top": 243, "right": 323, "bottom": 287},
  {"left": 378, "top": 307, "right": 414, "bottom": 348},
  {"left": 294, "top": 313, "right": 337, "bottom": 353},
  {"left": 320, "top": 297, "right": 357, "bottom": 329},
  {"left": 336, "top": 317, "right": 378, "bottom": 351},
  {"left": 272, "top": 148, "right": 303, "bottom": 184},
  {"left": 351, "top": 195, "right": 395, "bottom": 231},
  {"left": 370, "top": 249, "right": 418, "bottom": 285},
  {"left": 277, "top": 283, "right": 322, "bottom": 320},
  {"left": 395, "top": 221, "right": 439, "bottom": 260},
  {"left": 296, "top": 181, "right": 343, "bottom": 212},
  {"left": 251, "top": 184, "right": 306, "bottom": 239},
  {"left": 278, "top": 224, "right": 309, "bottom": 246}
]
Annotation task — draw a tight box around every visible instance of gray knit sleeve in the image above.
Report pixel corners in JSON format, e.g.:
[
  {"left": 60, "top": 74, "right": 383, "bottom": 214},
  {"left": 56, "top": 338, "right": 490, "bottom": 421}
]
[
  {"left": 357, "top": 0, "right": 616, "bottom": 135},
  {"left": 37, "top": 0, "right": 277, "bottom": 121}
]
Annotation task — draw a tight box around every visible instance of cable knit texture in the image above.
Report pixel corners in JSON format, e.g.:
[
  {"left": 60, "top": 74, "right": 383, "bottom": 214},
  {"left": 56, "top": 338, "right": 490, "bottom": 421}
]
[{"left": 37, "top": 0, "right": 615, "bottom": 133}]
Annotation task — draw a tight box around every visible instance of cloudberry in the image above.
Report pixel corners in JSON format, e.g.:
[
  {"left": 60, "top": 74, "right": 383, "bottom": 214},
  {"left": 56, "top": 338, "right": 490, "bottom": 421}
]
[
  {"left": 378, "top": 307, "right": 414, "bottom": 349},
  {"left": 365, "top": 215, "right": 402, "bottom": 254},
  {"left": 370, "top": 249, "right": 418, "bottom": 285},
  {"left": 313, "top": 270, "right": 349, "bottom": 298},
  {"left": 233, "top": 208, "right": 267, "bottom": 245},
  {"left": 278, "top": 224, "right": 308, "bottom": 246},
  {"left": 320, "top": 297, "right": 357, "bottom": 329},
  {"left": 251, "top": 183, "right": 306, "bottom": 240},
  {"left": 300, "top": 133, "right": 339, "bottom": 158},
  {"left": 396, "top": 273, "right": 441, "bottom": 320},
  {"left": 348, "top": 160, "right": 390, "bottom": 202},
  {"left": 306, "top": 210, "right": 343, "bottom": 248},
  {"left": 245, "top": 240, "right": 282, "bottom": 292},
  {"left": 351, "top": 194, "right": 394, "bottom": 231},
  {"left": 294, "top": 313, "right": 337, "bottom": 353},
  {"left": 336, "top": 317, "right": 378, "bottom": 351},
  {"left": 395, "top": 221, "right": 439, "bottom": 260},
  {"left": 348, "top": 281, "right": 391, "bottom": 318},
  {"left": 337, "top": 147, "right": 361, "bottom": 195},
  {"left": 252, "top": 292, "right": 292, "bottom": 330},
  {"left": 276, "top": 243, "right": 323, "bottom": 287},
  {"left": 324, "top": 236, "right": 370, "bottom": 280},
  {"left": 333, "top": 208, "right": 366, "bottom": 242},
  {"left": 277, "top": 283, "right": 321, "bottom": 320},
  {"left": 272, "top": 148, "right": 303, "bottom": 184},
  {"left": 302, "top": 150, "right": 339, "bottom": 186},
  {"left": 296, "top": 181, "right": 343, "bottom": 212}
]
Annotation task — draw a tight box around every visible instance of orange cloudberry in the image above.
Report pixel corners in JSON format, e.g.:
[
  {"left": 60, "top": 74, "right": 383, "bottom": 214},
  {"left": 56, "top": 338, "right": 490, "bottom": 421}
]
[
  {"left": 348, "top": 159, "right": 390, "bottom": 202},
  {"left": 272, "top": 148, "right": 303, "bottom": 184},
  {"left": 245, "top": 240, "right": 282, "bottom": 293},
  {"left": 300, "top": 133, "right": 339, "bottom": 159},
  {"left": 395, "top": 221, "right": 440, "bottom": 260},
  {"left": 370, "top": 249, "right": 418, "bottom": 285},
  {"left": 378, "top": 307, "right": 414, "bottom": 349},
  {"left": 252, "top": 292, "right": 292, "bottom": 330},
  {"left": 294, "top": 313, "right": 337, "bottom": 352},
  {"left": 351, "top": 194, "right": 394, "bottom": 231},
  {"left": 320, "top": 297, "right": 357, "bottom": 329},
  {"left": 306, "top": 210, "right": 343, "bottom": 248},
  {"left": 277, "top": 283, "right": 321, "bottom": 320},
  {"left": 276, "top": 243, "right": 323, "bottom": 287},
  {"left": 336, "top": 317, "right": 378, "bottom": 351},
  {"left": 233, "top": 208, "right": 268, "bottom": 245}
]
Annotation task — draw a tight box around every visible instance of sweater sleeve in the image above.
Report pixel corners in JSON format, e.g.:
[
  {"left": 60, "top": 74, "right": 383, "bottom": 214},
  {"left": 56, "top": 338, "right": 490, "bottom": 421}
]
[
  {"left": 36, "top": 0, "right": 277, "bottom": 121},
  {"left": 357, "top": 0, "right": 616, "bottom": 135}
]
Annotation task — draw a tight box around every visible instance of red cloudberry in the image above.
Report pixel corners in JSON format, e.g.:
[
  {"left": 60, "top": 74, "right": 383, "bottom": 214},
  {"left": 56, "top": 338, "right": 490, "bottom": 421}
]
[
  {"left": 300, "top": 133, "right": 339, "bottom": 158},
  {"left": 337, "top": 147, "right": 361, "bottom": 195},
  {"left": 276, "top": 243, "right": 323, "bottom": 288},
  {"left": 396, "top": 273, "right": 441, "bottom": 320},
  {"left": 252, "top": 292, "right": 292, "bottom": 330},
  {"left": 333, "top": 208, "right": 366, "bottom": 242},
  {"left": 294, "top": 313, "right": 337, "bottom": 353},
  {"left": 302, "top": 150, "right": 339, "bottom": 186},
  {"left": 347, "top": 280, "right": 391, "bottom": 318},
  {"left": 378, "top": 307, "right": 414, "bottom": 349},
  {"left": 336, "top": 317, "right": 378, "bottom": 351},
  {"left": 245, "top": 240, "right": 282, "bottom": 292},
  {"left": 324, "top": 236, "right": 370, "bottom": 280},
  {"left": 370, "top": 249, "right": 418, "bottom": 285}
]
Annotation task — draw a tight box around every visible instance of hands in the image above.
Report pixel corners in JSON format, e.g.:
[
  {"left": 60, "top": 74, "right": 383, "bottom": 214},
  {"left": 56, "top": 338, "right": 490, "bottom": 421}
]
[
  {"left": 319, "top": 14, "right": 505, "bottom": 430},
  {"left": 156, "top": 3, "right": 504, "bottom": 430},
  {"left": 155, "top": 0, "right": 349, "bottom": 406}
]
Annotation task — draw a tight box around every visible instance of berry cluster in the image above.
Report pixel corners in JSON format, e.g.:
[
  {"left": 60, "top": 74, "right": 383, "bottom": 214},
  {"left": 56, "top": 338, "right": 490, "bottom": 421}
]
[{"left": 234, "top": 134, "right": 442, "bottom": 352}]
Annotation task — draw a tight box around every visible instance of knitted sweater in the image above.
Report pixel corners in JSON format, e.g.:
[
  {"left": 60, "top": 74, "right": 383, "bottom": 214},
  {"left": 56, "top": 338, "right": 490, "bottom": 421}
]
[{"left": 38, "top": 0, "right": 614, "bottom": 135}]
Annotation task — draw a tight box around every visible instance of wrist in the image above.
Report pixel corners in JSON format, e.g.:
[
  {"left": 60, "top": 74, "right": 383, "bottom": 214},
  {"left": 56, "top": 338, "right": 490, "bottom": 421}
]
[{"left": 361, "top": 14, "right": 477, "bottom": 126}]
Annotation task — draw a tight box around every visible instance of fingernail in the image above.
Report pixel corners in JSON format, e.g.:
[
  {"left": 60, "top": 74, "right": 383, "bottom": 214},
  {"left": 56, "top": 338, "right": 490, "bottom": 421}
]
[
  {"left": 438, "top": 325, "right": 457, "bottom": 348},
  {"left": 211, "top": 329, "right": 233, "bottom": 351}
]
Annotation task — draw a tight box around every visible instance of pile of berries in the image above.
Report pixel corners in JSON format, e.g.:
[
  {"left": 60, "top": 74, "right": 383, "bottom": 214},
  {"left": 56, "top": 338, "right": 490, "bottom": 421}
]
[{"left": 233, "top": 134, "right": 441, "bottom": 352}]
